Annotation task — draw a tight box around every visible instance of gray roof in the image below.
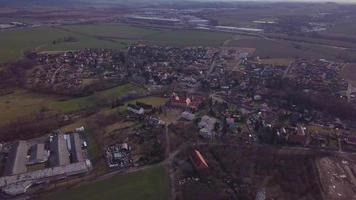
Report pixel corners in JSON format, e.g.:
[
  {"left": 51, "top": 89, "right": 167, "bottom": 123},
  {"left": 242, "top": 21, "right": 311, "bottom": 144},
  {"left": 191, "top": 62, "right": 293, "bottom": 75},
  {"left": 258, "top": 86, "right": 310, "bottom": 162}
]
[
  {"left": 70, "top": 133, "right": 84, "bottom": 163},
  {"left": 50, "top": 134, "right": 70, "bottom": 167},
  {"left": 4, "top": 141, "right": 28, "bottom": 176},
  {"left": 29, "top": 143, "right": 47, "bottom": 165}
]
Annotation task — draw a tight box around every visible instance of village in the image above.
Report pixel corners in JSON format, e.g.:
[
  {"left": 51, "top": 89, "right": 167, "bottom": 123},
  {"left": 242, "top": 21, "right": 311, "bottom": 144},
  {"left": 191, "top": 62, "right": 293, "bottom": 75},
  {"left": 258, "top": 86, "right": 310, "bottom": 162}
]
[{"left": 1, "top": 44, "right": 356, "bottom": 199}]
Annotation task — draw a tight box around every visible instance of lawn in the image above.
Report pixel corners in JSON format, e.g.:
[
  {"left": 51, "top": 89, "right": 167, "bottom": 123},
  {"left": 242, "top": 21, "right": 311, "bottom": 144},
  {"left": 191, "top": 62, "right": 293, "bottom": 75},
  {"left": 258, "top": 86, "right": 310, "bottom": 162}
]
[{"left": 43, "top": 165, "right": 170, "bottom": 200}]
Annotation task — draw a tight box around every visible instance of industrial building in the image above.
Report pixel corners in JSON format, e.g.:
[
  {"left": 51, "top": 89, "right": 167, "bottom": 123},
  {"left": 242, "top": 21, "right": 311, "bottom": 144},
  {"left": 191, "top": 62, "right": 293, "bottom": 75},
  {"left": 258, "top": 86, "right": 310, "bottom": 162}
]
[
  {"left": 0, "top": 129, "right": 91, "bottom": 196},
  {"left": 4, "top": 141, "right": 28, "bottom": 176}
]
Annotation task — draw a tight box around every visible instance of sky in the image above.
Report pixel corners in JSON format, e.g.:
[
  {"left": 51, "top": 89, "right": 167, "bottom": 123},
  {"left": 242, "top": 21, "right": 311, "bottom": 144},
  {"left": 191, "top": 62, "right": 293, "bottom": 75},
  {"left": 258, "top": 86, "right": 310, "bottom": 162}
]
[{"left": 197, "top": 0, "right": 356, "bottom": 2}]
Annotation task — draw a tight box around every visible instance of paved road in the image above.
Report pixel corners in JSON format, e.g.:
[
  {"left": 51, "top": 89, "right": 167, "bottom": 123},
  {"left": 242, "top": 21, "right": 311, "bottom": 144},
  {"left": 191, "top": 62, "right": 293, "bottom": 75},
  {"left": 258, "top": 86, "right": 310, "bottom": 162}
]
[{"left": 282, "top": 61, "right": 293, "bottom": 78}]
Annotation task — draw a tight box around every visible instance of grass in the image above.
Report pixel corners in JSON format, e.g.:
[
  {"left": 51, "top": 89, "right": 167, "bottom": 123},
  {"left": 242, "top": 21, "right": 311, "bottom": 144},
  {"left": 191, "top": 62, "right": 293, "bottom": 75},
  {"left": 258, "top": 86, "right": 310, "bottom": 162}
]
[
  {"left": 0, "top": 89, "right": 59, "bottom": 126},
  {"left": 60, "top": 119, "right": 86, "bottom": 132},
  {"left": 341, "top": 64, "right": 356, "bottom": 86},
  {"left": 43, "top": 165, "right": 169, "bottom": 200},
  {"left": 228, "top": 38, "right": 316, "bottom": 58},
  {"left": 0, "top": 26, "right": 129, "bottom": 63},
  {"left": 105, "top": 121, "right": 135, "bottom": 134},
  {"left": 143, "top": 29, "right": 234, "bottom": 47},
  {"left": 0, "top": 23, "right": 236, "bottom": 63},
  {"left": 258, "top": 58, "right": 294, "bottom": 66},
  {"left": 0, "top": 27, "right": 71, "bottom": 63},
  {"left": 227, "top": 37, "right": 351, "bottom": 61},
  {"left": 60, "top": 23, "right": 162, "bottom": 40},
  {"left": 0, "top": 84, "right": 142, "bottom": 127},
  {"left": 135, "top": 96, "right": 168, "bottom": 107},
  {"left": 49, "top": 84, "right": 143, "bottom": 113}
]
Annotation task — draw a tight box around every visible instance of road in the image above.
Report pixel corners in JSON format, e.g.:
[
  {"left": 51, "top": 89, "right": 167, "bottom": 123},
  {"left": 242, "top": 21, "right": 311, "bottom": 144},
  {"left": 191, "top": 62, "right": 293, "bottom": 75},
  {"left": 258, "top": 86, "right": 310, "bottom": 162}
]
[
  {"left": 282, "top": 61, "right": 293, "bottom": 78},
  {"left": 206, "top": 52, "right": 219, "bottom": 78},
  {"left": 347, "top": 82, "right": 353, "bottom": 102}
]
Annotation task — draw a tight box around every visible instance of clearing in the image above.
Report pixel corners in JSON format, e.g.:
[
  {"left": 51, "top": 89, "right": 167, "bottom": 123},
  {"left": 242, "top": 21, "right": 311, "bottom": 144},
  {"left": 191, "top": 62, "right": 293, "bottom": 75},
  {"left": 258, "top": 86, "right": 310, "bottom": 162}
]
[{"left": 43, "top": 165, "right": 169, "bottom": 200}]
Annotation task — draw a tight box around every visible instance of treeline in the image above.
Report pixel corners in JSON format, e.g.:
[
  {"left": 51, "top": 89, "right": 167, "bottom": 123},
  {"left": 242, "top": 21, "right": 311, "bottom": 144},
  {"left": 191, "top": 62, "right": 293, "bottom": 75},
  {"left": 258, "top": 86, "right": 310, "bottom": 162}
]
[
  {"left": 267, "top": 77, "right": 356, "bottom": 120},
  {"left": 0, "top": 115, "right": 66, "bottom": 142},
  {"left": 52, "top": 36, "right": 78, "bottom": 45},
  {"left": 0, "top": 59, "right": 36, "bottom": 89}
]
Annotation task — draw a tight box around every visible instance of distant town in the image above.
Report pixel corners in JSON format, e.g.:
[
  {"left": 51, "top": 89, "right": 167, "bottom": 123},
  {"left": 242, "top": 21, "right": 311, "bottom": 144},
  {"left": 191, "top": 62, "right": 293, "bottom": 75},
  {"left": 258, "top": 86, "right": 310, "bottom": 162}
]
[
  {"left": 0, "top": 44, "right": 355, "bottom": 199},
  {"left": 1, "top": 1, "right": 356, "bottom": 199}
]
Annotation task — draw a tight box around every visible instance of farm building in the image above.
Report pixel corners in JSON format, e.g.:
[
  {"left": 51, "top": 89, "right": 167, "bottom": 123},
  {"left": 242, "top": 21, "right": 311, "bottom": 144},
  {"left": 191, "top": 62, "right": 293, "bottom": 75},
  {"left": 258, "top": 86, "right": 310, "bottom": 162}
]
[
  {"left": 190, "top": 150, "right": 209, "bottom": 171},
  {"left": 169, "top": 94, "right": 205, "bottom": 110},
  {"left": 28, "top": 143, "right": 48, "bottom": 165},
  {"left": 50, "top": 134, "right": 70, "bottom": 167},
  {"left": 4, "top": 141, "right": 28, "bottom": 176},
  {"left": 0, "top": 130, "right": 91, "bottom": 196}
]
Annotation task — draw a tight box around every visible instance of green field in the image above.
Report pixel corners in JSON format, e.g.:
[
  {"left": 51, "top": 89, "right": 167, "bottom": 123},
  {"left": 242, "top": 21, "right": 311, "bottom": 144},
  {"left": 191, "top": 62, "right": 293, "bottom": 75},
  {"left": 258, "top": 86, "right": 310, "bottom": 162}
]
[
  {"left": 0, "top": 84, "right": 142, "bottom": 126},
  {"left": 0, "top": 27, "right": 71, "bottom": 62},
  {"left": 60, "top": 23, "right": 162, "bottom": 39},
  {"left": 0, "top": 26, "right": 129, "bottom": 63},
  {"left": 134, "top": 96, "right": 168, "bottom": 106},
  {"left": 44, "top": 165, "right": 169, "bottom": 200},
  {"left": 227, "top": 37, "right": 354, "bottom": 61},
  {"left": 143, "top": 29, "right": 234, "bottom": 47},
  {"left": 50, "top": 83, "right": 143, "bottom": 113},
  {"left": 0, "top": 23, "right": 235, "bottom": 63}
]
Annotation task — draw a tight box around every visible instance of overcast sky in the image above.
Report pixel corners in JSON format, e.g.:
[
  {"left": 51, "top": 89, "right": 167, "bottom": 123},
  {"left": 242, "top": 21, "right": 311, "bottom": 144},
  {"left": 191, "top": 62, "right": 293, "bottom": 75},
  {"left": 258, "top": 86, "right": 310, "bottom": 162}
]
[{"left": 195, "top": 0, "right": 356, "bottom": 2}]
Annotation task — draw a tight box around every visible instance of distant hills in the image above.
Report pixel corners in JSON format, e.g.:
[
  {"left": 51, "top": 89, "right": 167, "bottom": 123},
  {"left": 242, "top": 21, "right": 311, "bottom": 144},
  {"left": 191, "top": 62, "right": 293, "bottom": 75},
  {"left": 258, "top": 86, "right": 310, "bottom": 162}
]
[{"left": 0, "top": 0, "right": 355, "bottom": 8}]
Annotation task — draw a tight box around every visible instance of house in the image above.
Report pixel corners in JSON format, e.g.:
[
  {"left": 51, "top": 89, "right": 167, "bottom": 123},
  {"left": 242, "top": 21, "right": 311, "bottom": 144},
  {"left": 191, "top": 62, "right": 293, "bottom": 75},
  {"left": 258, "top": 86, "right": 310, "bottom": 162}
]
[
  {"left": 181, "top": 111, "right": 195, "bottom": 121},
  {"left": 169, "top": 94, "right": 205, "bottom": 110},
  {"left": 344, "top": 136, "right": 356, "bottom": 146},
  {"left": 226, "top": 117, "right": 237, "bottom": 130},
  {"left": 136, "top": 102, "right": 153, "bottom": 112},
  {"left": 190, "top": 150, "right": 209, "bottom": 171},
  {"left": 127, "top": 104, "right": 145, "bottom": 115},
  {"left": 198, "top": 115, "right": 217, "bottom": 138}
]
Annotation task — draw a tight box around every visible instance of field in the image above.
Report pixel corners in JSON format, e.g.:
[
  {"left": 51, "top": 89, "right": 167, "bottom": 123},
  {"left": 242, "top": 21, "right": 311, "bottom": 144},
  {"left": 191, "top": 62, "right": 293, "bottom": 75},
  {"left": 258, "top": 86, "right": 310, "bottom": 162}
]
[
  {"left": 134, "top": 96, "right": 168, "bottom": 107},
  {"left": 60, "top": 23, "right": 162, "bottom": 40},
  {"left": 47, "top": 83, "right": 143, "bottom": 113},
  {"left": 226, "top": 37, "right": 353, "bottom": 61},
  {"left": 43, "top": 165, "right": 169, "bottom": 200},
  {"left": 0, "top": 89, "right": 58, "bottom": 127},
  {"left": 143, "top": 29, "right": 234, "bottom": 47},
  {"left": 0, "top": 84, "right": 142, "bottom": 126},
  {"left": 0, "top": 23, "right": 235, "bottom": 63},
  {"left": 258, "top": 58, "right": 294, "bottom": 66},
  {"left": 0, "top": 26, "right": 129, "bottom": 63},
  {"left": 342, "top": 64, "right": 356, "bottom": 86},
  {"left": 0, "top": 27, "right": 72, "bottom": 63},
  {"left": 2, "top": 22, "right": 352, "bottom": 64}
]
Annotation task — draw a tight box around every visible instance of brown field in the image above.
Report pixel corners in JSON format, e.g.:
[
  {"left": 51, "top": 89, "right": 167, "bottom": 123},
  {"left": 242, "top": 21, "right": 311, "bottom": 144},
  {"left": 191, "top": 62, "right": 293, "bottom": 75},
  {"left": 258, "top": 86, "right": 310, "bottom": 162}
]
[
  {"left": 258, "top": 58, "right": 294, "bottom": 66},
  {"left": 342, "top": 64, "right": 356, "bottom": 85}
]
